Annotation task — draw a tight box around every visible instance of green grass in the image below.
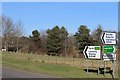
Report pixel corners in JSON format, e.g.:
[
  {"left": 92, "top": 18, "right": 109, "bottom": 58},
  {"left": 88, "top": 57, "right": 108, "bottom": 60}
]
[{"left": 2, "top": 52, "right": 118, "bottom": 78}]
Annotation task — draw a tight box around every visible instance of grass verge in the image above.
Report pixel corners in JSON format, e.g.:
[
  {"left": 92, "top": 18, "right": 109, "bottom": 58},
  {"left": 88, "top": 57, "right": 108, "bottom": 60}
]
[{"left": 2, "top": 52, "right": 118, "bottom": 78}]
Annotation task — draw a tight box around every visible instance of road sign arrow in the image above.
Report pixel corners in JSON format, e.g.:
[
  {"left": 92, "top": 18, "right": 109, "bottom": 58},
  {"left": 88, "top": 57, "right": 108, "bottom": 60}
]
[
  {"left": 83, "top": 46, "right": 88, "bottom": 58},
  {"left": 101, "top": 33, "right": 105, "bottom": 44}
]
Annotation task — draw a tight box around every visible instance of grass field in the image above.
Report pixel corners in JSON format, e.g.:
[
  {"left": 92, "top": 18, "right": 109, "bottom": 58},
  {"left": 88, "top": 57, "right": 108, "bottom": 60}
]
[{"left": 2, "top": 52, "right": 118, "bottom": 78}]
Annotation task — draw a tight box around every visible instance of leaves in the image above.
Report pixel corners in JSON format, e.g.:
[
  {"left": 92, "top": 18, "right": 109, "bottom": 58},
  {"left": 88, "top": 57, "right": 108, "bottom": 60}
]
[
  {"left": 74, "top": 25, "right": 90, "bottom": 50},
  {"left": 91, "top": 25, "right": 103, "bottom": 45},
  {"left": 29, "top": 30, "right": 41, "bottom": 53},
  {"left": 46, "top": 26, "right": 68, "bottom": 55}
]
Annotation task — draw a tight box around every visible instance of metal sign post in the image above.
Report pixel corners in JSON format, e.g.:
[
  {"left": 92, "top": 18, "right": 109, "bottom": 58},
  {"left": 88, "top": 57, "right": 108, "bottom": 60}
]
[
  {"left": 97, "top": 60, "right": 100, "bottom": 75},
  {"left": 101, "top": 32, "right": 117, "bottom": 78},
  {"left": 112, "top": 59, "right": 115, "bottom": 78},
  {"left": 87, "top": 59, "right": 89, "bottom": 73},
  {"left": 83, "top": 46, "right": 101, "bottom": 75},
  {"left": 104, "top": 61, "right": 106, "bottom": 76},
  {"left": 83, "top": 32, "right": 117, "bottom": 77}
]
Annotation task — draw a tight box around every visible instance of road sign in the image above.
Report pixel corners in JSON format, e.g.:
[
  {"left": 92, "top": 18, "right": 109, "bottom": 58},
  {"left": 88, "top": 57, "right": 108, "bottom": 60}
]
[
  {"left": 101, "top": 32, "right": 116, "bottom": 44},
  {"left": 83, "top": 46, "right": 101, "bottom": 59},
  {"left": 103, "top": 54, "right": 116, "bottom": 61},
  {"left": 102, "top": 45, "right": 116, "bottom": 61},
  {"left": 102, "top": 45, "right": 116, "bottom": 54}
]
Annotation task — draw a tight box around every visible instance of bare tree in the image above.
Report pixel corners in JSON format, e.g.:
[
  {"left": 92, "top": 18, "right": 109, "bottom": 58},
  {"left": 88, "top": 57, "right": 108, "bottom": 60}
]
[
  {"left": 40, "top": 29, "right": 47, "bottom": 53},
  {"left": 91, "top": 25, "right": 103, "bottom": 45},
  {"left": 2, "top": 16, "right": 24, "bottom": 51},
  {"left": 15, "top": 20, "right": 24, "bottom": 51},
  {"left": 2, "top": 16, "right": 15, "bottom": 50}
]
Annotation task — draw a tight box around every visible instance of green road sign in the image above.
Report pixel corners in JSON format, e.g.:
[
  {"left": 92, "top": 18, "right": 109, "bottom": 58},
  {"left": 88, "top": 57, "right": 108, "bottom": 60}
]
[
  {"left": 95, "top": 47, "right": 100, "bottom": 50},
  {"left": 103, "top": 46, "right": 116, "bottom": 54}
]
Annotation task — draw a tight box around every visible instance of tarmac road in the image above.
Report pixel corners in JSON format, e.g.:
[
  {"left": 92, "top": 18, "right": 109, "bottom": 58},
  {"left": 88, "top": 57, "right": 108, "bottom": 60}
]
[{"left": 2, "top": 66, "right": 58, "bottom": 78}]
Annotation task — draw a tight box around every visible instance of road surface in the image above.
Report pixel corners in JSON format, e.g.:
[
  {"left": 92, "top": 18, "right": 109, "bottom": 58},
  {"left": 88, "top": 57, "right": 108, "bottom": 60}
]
[{"left": 2, "top": 66, "right": 58, "bottom": 78}]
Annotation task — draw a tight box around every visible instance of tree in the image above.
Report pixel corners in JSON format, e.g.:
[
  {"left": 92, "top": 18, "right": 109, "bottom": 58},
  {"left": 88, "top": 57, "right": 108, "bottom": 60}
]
[
  {"left": 30, "top": 30, "right": 40, "bottom": 40},
  {"left": 60, "top": 26, "right": 68, "bottom": 55},
  {"left": 74, "top": 25, "right": 91, "bottom": 51},
  {"left": 29, "top": 30, "right": 41, "bottom": 53},
  {"left": 2, "top": 16, "right": 24, "bottom": 51},
  {"left": 40, "top": 30, "right": 47, "bottom": 53},
  {"left": 2, "top": 16, "right": 16, "bottom": 50},
  {"left": 46, "top": 26, "right": 68, "bottom": 56},
  {"left": 91, "top": 25, "right": 103, "bottom": 45},
  {"left": 19, "top": 36, "right": 32, "bottom": 53},
  {"left": 15, "top": 20, "right": 24, "bottom": 51},
  {"left": 66, "top": 35, "right": 78, "bottom": 57},
  {"left": 46, "top": 26, "right": 61, "bottom": 55}
]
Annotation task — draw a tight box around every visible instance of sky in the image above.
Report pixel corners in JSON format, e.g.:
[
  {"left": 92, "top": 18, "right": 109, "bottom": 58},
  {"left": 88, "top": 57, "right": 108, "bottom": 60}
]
[
  {"left": 1, "top": 0, "right": 119, "bottom": 2},
  {"left": 2, "top": 2, "right": 118, "bottom": 36}
]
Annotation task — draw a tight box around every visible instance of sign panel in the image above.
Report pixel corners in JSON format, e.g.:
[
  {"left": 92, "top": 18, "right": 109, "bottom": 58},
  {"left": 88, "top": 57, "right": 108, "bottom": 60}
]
[
  {"left": 101, "top": 32, "right": 116, "bottom": 44},
  {"left": 103, "top": 54, "right": 116, "bottom": 61},
  {"left": 102, "top": 45, "right": 116, "bottom": 61},
  {"left": 103, "top": 45, "right": 116, "bottom": 54},
  {"left": 83, "top": 46, "right": 101, "bottom": 59}
]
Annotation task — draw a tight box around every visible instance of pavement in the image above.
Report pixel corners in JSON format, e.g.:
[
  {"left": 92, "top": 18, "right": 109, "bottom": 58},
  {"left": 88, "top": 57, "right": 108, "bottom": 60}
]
[{"left": 2, "top": 66, "right": 58, "bottom": 78}]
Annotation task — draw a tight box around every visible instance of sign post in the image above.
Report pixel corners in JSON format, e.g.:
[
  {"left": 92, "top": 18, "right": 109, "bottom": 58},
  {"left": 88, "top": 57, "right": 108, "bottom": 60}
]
[
  {"left": 101, "top": 32, "right": 117, "bottom": 78},
  {"left": 83, "top": 32, "right": 117, "bottom": 78},
  {"left": 83, "top": 46, "right": 101, "bottom": 75},
  {"left": 112, "top": 59, "right": 115, "bottom": 78},
  {"left": 97, "top": 60, "right": 100, "bottom": 75},
  {"left": 104, "top": 61, "right": 106, "bottom": 76},
  {"left": 102, "top": 45, "right": 116, "bottom": 78}
]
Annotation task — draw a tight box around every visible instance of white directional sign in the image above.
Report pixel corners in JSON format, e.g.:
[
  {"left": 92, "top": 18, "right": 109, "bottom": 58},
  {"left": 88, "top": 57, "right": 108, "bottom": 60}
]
[
  {"left": 83, "top": 46, "right": 101, "bottom": 59},
  {"left": 101, "top": 32, "right": 116, "bottom": 44},
  {"left": 103, "top": 54, "right": 116, "bottom": 61}
]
